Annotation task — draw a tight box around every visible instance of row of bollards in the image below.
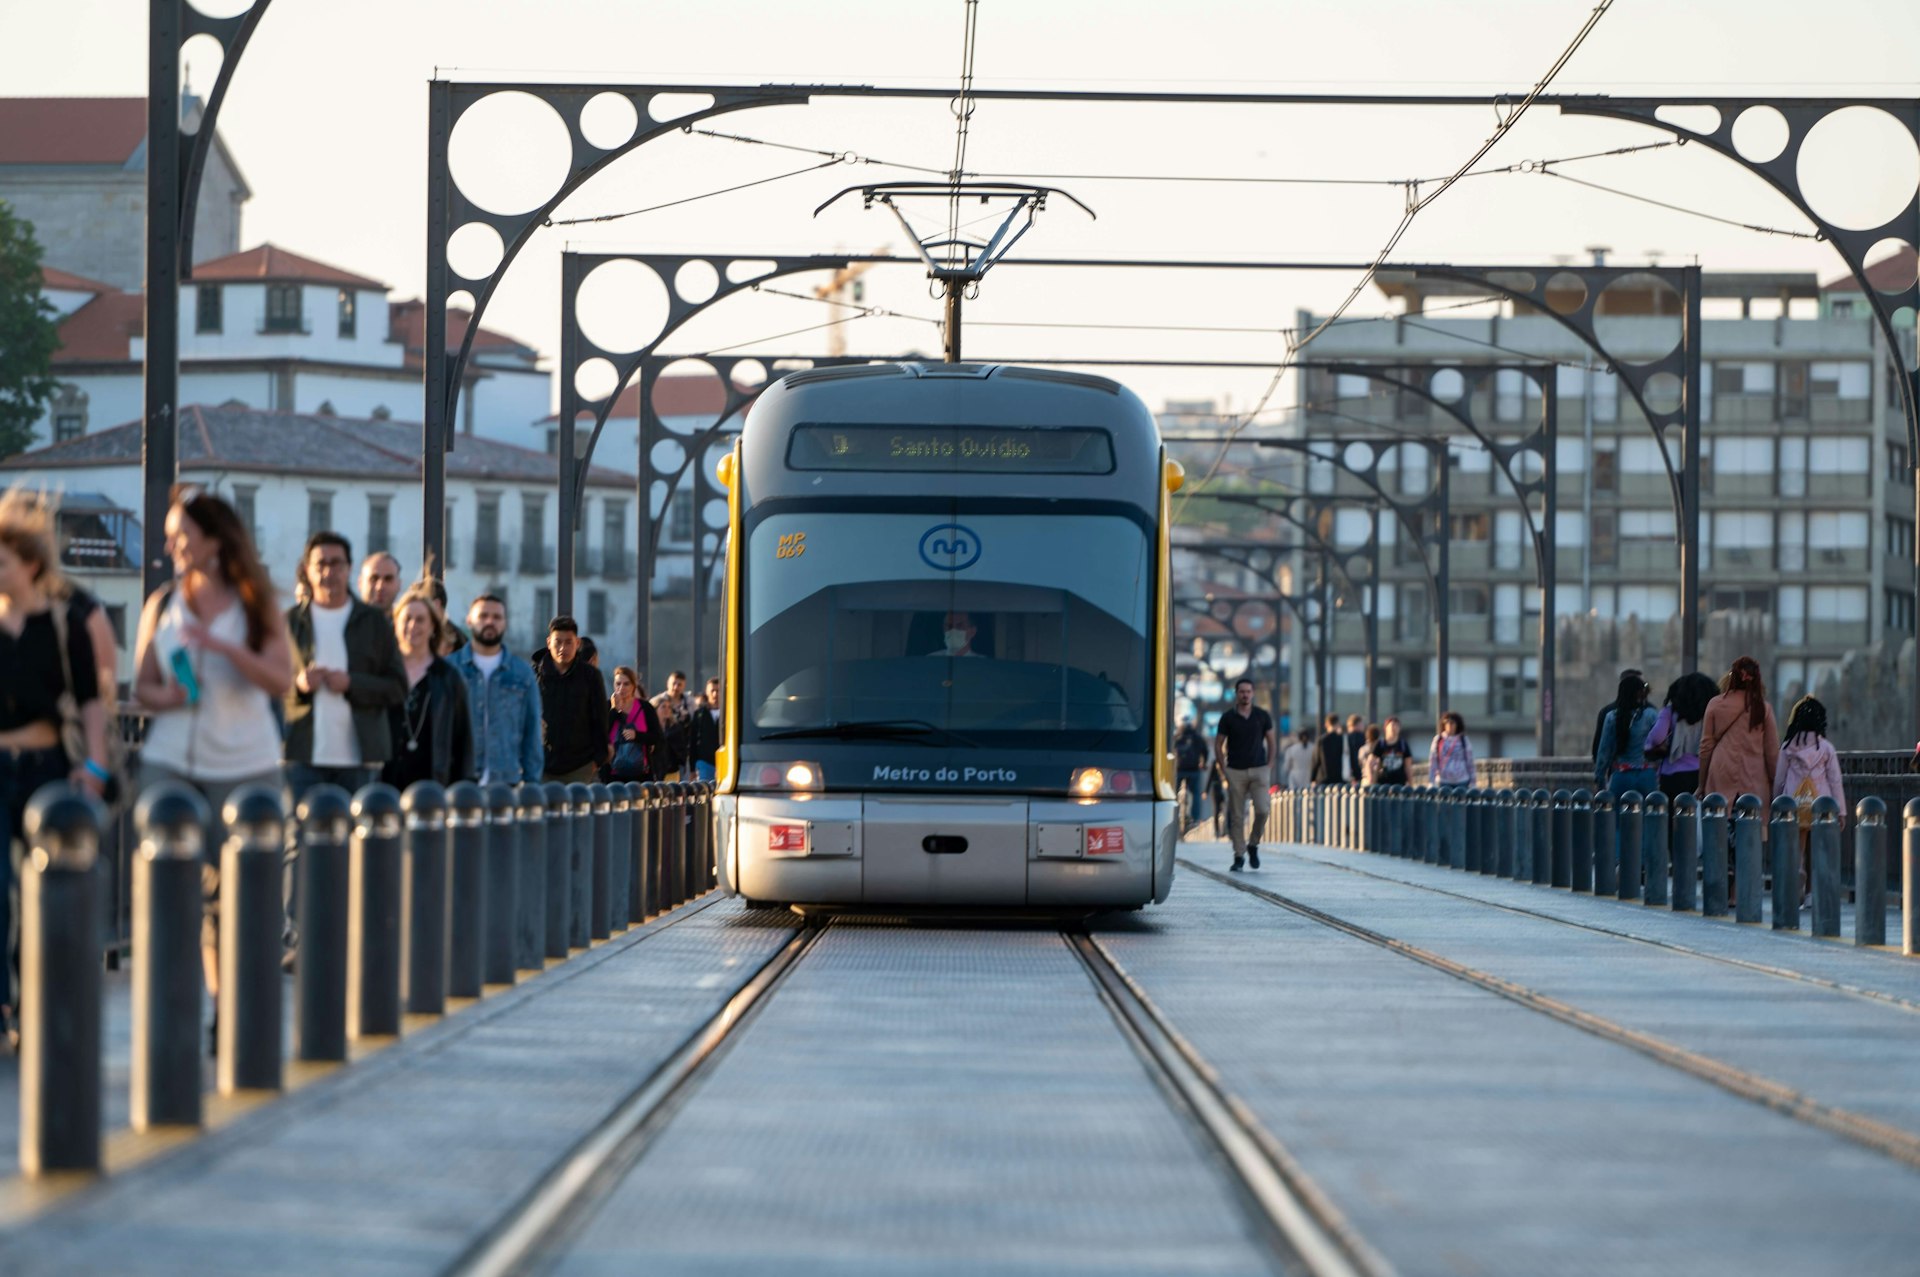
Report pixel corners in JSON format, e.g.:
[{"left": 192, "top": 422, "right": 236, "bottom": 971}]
[
  {"left": 1273, "top": 783, "right": 1912, "bottom": 952},
  {"left": 16, "top": 777, "right": 716, "bottom": 1178}
]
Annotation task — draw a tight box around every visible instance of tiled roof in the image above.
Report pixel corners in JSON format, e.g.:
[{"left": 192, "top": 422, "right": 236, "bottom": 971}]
[
  {"left": 53, "top": 290, "right": 144, "bottom": 362},
  {"left": 40, "top": 265, "right": 116, "bottom": 294},
  {"left": 1, "top": 404, "right": 628, "bottom": 488},
  {"left": 540, "top": 374, "right": 731, "bottom": 423},
  {"left": 0, "top": 97, "right": 146, "bottom": 165},
  {"left": 1822, "top": 245, "right": 1918, "bottom": 294},
  {"left": 191, "top": 244, "right": 387, "bottom": 291},
  {"left": 387, "top": 299, "right": 537, "bottom": 371}
]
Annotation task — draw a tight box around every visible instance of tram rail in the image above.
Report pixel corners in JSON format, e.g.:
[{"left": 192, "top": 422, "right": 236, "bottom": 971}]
[{"left": 1182, "top": 857, "right": 1920, "bottom": 1173}]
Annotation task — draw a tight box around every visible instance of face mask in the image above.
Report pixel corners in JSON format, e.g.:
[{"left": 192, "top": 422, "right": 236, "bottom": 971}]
[{"left": 944, "top": 628, "right": 969, "bottom": 653}]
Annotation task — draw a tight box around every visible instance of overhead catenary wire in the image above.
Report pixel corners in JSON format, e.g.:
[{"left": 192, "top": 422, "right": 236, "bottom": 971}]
[
  {"left": 1177, "top": 0, "right": 1617, "bottom": 519},
  {"left": 1537, "top": 168, "right": 1821, "bottom": 239},
  {"left": 948, "top": 0, "right": 983, "bottom": 260}
]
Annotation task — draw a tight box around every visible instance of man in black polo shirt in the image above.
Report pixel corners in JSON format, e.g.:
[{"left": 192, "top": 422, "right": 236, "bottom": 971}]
[{"left": 1214, "top": 677, "right": 1277, "bottom": 872}]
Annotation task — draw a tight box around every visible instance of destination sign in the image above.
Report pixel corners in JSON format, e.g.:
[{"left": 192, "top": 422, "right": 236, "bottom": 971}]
[{"left": 786, "top": 424, "right": 1114, "bottom": 474}]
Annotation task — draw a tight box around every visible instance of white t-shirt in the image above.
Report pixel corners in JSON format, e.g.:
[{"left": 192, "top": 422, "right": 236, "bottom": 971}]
[
  {"left": 472, "top": 649, "right": 504, "bottom": 678},
  {"left": 309, "top": 601, "right": 358, "bottom": 767}
]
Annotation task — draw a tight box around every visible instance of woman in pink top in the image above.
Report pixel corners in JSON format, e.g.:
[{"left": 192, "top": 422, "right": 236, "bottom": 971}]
[{"left": 1774, "top": 695, "right": 1845, "bottom": 904}]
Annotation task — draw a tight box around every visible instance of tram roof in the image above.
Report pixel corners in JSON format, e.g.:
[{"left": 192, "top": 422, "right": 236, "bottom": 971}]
[{"left": 739, "top": 362, "right": 1164, "bottom": 506}]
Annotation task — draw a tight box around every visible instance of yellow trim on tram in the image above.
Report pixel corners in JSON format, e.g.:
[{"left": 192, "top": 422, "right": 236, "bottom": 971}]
[
  {"left": 1154, "top": 452, "right": 1179, "bottom": 800},
  {"left": 714, "top": 443, "right": 743, "bottom": 794}
]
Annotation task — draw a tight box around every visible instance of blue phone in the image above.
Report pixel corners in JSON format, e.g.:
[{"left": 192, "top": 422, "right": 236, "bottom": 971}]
[{"left": 169, "top": 647, "right": 201, "bottom": 705}]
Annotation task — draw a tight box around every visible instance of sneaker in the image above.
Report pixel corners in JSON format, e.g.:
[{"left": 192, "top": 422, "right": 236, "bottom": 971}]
[
  {"left": 1230, "top": 856, "right": 1246, "bottom": 872},
  {"left": 1248, "top": 845, "right": 1261, "bottom": 869}
]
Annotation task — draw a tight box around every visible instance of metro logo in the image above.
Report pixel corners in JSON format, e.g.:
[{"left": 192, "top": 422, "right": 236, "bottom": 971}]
[{"left": 1085, "top": 826, "right": 1125, "bottom": 856}]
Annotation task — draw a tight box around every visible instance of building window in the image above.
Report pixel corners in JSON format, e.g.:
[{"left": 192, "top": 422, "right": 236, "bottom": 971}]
[
  {"left": 1889, "top": 517, "right": 1915, "bottom": 561},
  {"left": 195, "top": 284, "right": 222, "bottom": 334},
  {"left": 1886, "top": 589, "right": 1916, "bottom": 635},
  {"left": 587, "top": 589, "right": 609, "bottom": 636},
  {"left": 307, "top": 490, "right": 334, "bottom": 537},
  {"left": 1592, "top": 444, "right": 1617, "bottom": 493},
  {"left": 534, "top": 587, "right": 556, "bottom": 629},
  {"left": 1448, "top": 513, "right": 1491, "bottom": 543},
  {"left": 602, "top": 500, "right": 627, "bottom": 577},
  {"left": 53, "top": 413, "right": 84, "bottom": 442},
  {"left": 265, "top": 284, "right": 303, "bottom": 334},
  {"left": 669, "top": 491, "right": 694, "bottom": 544},
  {"left": 366, "top": 495, "right": 391, "bottom": 556},
  {"left": 337, "top": 289, "right": 356, "bottom": 339},
  {"left": 233, "top": 485, "right": 258, "bottom": 540},
  {"left": 520, "top": 493, "right": 549, "bottom": 573},
  {"left": 545, "top": 429, "right": 559, "bottom": 456},
  {"left": 475, "top": 493, "right": 502, "bottom": 570},
  {"left": 1890, "top": 441, "right": 1911, "bottom": 484}
]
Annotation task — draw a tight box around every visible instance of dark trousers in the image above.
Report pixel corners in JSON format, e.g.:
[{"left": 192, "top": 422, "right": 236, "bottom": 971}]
[
  {"left": 281, "top": 762, "right": 379, "bottom": 927},
  {"left": 3, "top": 746, "right": 73, "bottom": 1013}
]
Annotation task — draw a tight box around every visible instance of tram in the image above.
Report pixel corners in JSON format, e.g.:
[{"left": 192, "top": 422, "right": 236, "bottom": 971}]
[{"left": 710, "top": 361, "right": 1182, "bottom": 910}]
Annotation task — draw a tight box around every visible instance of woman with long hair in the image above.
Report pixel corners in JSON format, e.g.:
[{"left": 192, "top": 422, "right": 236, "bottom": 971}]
[
  {"left": 1594, "top": 672, "right": 1659, "bottom": 797},
  {"left": 134, "top": 486, "right": 292, "bottom": 1028},
  {"left": 1644, "top": 672, "right": 1717, "bottom": 801},
  {"left": 1775, "top": 695, "right": 1845, "bottom": 906},
  {"left": 1698, "top": 656, "right": 1780, "bottom": 817},
  {"left": 2, "top": 486, "right": 111, "bottom": 1049},
  {"left": 608, "top": 666, "right": 665, "bottom": 782},
  {"left": 379, "top": 588, "right": 474, "bottom": 792},
  {"left": 1429, "top": 711, "right": 1474, "bottom": 790}
]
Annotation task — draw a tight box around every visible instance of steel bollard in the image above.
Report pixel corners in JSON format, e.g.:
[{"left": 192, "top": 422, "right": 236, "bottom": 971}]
[
  {"left": 669, "top": 784, "right": 689, "bottom": 907},
  {"left": 513, "top": 784, "right": 547, "bottom": 973},
  {"left": 19, "top": 787, "right": 105, "bottom": 1176},
  {"left": 1810, "top": 796, "right": 1842, "bottom": 938},
  {"left": 131, "top": 784, "right": 210, "bottom": 1131},
  {"left": 1512, "top": 790, "right": 1533, "bottom": 881},
  {"left": 1551, "top": 789, "right": 1573, "bottom": 888},
  {"left": 1671, "top": 793, "right": 1700, "bottom": 912},
  {"left": 293, "top": 785, "right": 353, "bottom": 1063},
  {"left": 1769, "top": 796, "right": 1800, "bottom": 931},
  {"left": 608, "top": 785, "right": 632, "bottom": 931},
  {"left": 1592, "top": 791, "right": 1617, "bottom": 897},
  {"left": 1642, "top": 792, "right": 1669, "bottom": 907},
  {"left": 631, "top": 783, "right": 655, "bottom": 921},
  {"left": 1461, "top": 790, "right": 1482, "bottom": 874},
  {"left": 220, "top": 785, "right": 285, "bottom": 1094},
  {"left": 1531, "top": 789, "right": 1551, "bottom": 885},
  {"left": 1447, "top": 790, "right": 1467, "bottom": 871},
  {"left": 1616, "top": 792, "right": 1642, "bottom": 901},
  {"left": 566, "top": 783, "right": 594, "bottom": 947},
  {"left": 347, "top": 783, "right": 405, "bottom": 1040},
  {"left": 587, "top": 783, "right": 613, "bottom": 940},
  {"left": 1424, "top": 788, "right": 1441, "bottom": 864},
  {"left": 700, "top": 783, "right": 716, "bottom": 890},
  {"left": 542, "top": 782, "right": 570, "bottom": 959},
  {"left": 1569, "top": 789, "right": 1594, "bottom": 893},
  {"left": 1494, "top": 790, "right": 1515, "bottom": 879},
  {"left": 1732, "top": 794, "right": 1764, "bottom": 925},
  {"left": 1700, "top": 794, "right": 1730, "bottom": 917},
  {"left": 400, "top": 782, "right": 450, "bottom": 1016},
  {"left": 1856, "top": 798, "right": 1887, "bottom": 948},
  {"left": 1904, "top": 800, "right": 1920, "bottom": 956},
  {"left": 483, "top": 784, "right": 518, "bottom": 985},
  {"left": 446, "top": 782, "right": 487, "bottom": 999}
]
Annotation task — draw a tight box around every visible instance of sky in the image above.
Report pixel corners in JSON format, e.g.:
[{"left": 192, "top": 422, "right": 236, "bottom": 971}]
[{"left": 5, "top": 0, "right": 1919, "bottom": 416}]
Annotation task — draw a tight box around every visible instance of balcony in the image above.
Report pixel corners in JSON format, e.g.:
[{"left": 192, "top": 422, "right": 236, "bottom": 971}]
[
  {"left": 518, "top": 543, "right": 556, "bottom": 575},
  {"left": 472, "top": 538, "right": 505, "bottom": 573}
]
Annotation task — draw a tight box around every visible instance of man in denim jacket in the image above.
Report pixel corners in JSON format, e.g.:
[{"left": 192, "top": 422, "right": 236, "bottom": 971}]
[{"left": 446, "top": 594, "right": 544, "bottom": 786}]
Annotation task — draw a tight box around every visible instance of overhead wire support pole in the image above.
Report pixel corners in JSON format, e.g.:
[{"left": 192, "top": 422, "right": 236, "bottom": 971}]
[{"left": 142, "top": 0, "right": 183, "bottom": 599}]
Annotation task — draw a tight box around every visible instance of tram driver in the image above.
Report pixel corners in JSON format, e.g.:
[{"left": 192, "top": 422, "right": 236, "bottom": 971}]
[{"left": 928, "top": 610, "right": 985, "bottom": 658}]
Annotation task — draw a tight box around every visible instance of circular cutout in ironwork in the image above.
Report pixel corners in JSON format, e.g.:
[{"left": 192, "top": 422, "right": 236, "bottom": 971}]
[
  {"left": 703, "top": 498, "right": 729, "bottom": 530},
  {"left": 1429, "top": 368, "right": 1466, "bottom": 401},
  {"left": 653, "top": 357, "right": 723, "bottom": 432},
  {"left": 1731, "top": 105, "right": 1790, "bottom": 164},
  {"left": 674, "top": 259, "right": 719, "bottom": 305},
  {"left": 185, "top": 0, "right": 256, "bottom": 16},
  {"left": 1642, "top": 371, "right": 1683, "bottom": 416},
  {"left": 573, "top": 358, "right": 621, "bottom": 404},
  {"left": 1234, "top": 601, "right": 1272, "bottom": 637},
  {"left": 1343, "top": 441, "right": 1375, "bottom": 473},
  {"left": 446, "top": 221, "right": 505, "bottom": 282},
  {"left": 580, "top": 92, "right": 639, "bottom": 150},
  {"left": 729, "top": 359, "right": 769, "bottom": 393},
  {"left": 1595, "top": 272, "right": 1683, "bottom": 366},
  {"left": 577, "top": 258, "right": 670, "bottom": 355},
  {"left": 1654, "top": 104, "right": 1722, "bottom": 136},
  {"left": 179, "top": 36, "right": 225, "bottom": 132},
  {"left": 1543, "top": 271, "right": 1588, "bottom": 315},
  {"left": 649, "top": 437, "right": 686, "bottom": 474},
  {"left": 449, "top": 91, "right": 574, "bottom": 217},
  {"left": 647, "top": 91, "right": 716, "bottom": 124},
  {"left": 1797, "top": 107, "right": 1920, "bottom": 233},
  {"left": 1862, "top": 239, "right": 1919, "bottom": 295}
]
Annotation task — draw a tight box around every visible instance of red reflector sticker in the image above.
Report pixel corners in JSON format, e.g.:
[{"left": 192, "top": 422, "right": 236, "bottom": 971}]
[
  {"left": 768, "top": 824, "right": 807, "bottom": 852},
  {"left": 1086, "top": 826, "right": 1125, "bottom": 855}
]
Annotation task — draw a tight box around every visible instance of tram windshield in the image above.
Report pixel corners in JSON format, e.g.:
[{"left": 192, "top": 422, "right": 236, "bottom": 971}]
[{"left": 744, "top": 508, "right": 1153, "bottom": 751}]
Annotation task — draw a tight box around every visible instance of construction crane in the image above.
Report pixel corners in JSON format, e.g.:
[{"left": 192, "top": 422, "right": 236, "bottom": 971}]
[{"left": 813, "top": 249, "right": 886, "bottom": 357}]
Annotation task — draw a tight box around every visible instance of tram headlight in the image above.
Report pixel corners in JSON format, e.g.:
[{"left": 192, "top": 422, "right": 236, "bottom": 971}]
[
  {"left": 751, "top": 761, "right": 824, "bottom": 792},
  {"left": 1070, "top": 767, "right": 1150, "bottom": 799},
  {"left": 1072, "top": 767, "right": 1106, "bottom": 797}
]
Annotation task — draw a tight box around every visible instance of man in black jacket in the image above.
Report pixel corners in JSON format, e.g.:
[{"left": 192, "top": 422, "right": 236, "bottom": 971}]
[
  {"left": 532, "top": 616, "right": 610, "bottom": 783},
  {"left": 688, "top": 676, "right": 722, "bottom": 781},
  {"left": 283, "top": 532, "right": 407, "bottom": 800},
  {"left": 1309, "top": 714, "right": 1351, "bottom": 786}
]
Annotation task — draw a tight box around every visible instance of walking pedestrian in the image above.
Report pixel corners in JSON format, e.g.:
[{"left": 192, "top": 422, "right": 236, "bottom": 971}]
[
  {"left": 652, "top": 670, "right": 693, "bottom": 780},
  {"left": 1591, "top": 667, "right": 1644, "bottom": 765},
  {"left": 133, "top": 488, "right": 291, "bottom": 1018},
  {"left": 379, "top": 589, "right": 475, "bottom": 791},
  {"left": 283, "top": 532, "right": 407, "bottom": 802},
  {"left": 356, "top": 552, "right": 402, "bottom": 612},
  {"left": 1429, "top": 711, "right": 1474, "bottom": 789},
  {"left": 1371, "top": 717, "right": 1415, "bottom": 787},
  {"left": 1698, "top": 656, "right": 1779, "bottom": 818},
  {"left": 1214, "top": 678, "right": 1276, "bottom": 872},
  {"left": 1173, "top": 717, "right": 1209, "bottom": 828},
  {"left": 533, "top": 616, "right": 609, "bottom": 784},
  {"left": 608, "top": 666, "right": 665, "bottom": 782},
  {"left": 1774, "top": 695, "right": 1845, "bottom": 905},
  {"left": 1357, "top": 725, "right": 1384, "bottom": 785},
  {"left": 1310, "top": 714, "right": 1351, "bottom": 785},
  {"left": 1280, "top": 729, "right": 1314, "bottom": 790},
  {"left": 0, "top": 488, "right": 112, "bottom": 1050},
  {"left": 1344, "top": 713, "right": 1369, "bottom": 781},
  {"left": 1594, "top": 672, "right": 1659, "bottom": 797},
  {"left": 1644, "top": 672, "right": 1716, "bottom": 801},
  {"left": 689, "top": 677, "right": 722, "bottom": 782},
  {"left": 446, "top": 594, "right": 544, "bottom": 787}
]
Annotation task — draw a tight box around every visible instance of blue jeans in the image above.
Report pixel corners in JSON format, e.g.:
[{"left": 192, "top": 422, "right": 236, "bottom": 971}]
[
  {"left": 3, "top": 746, "right": 74, "bottom": 1014},
  {"left": 694, "top": 760, "right": 715, "bottom": 782},
  {"left": 1607, "top": 768, "right": 1657, "bottom": 801},
  {"left": 1176, "top": 770, "right": 1204, "bottom": 826}
]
